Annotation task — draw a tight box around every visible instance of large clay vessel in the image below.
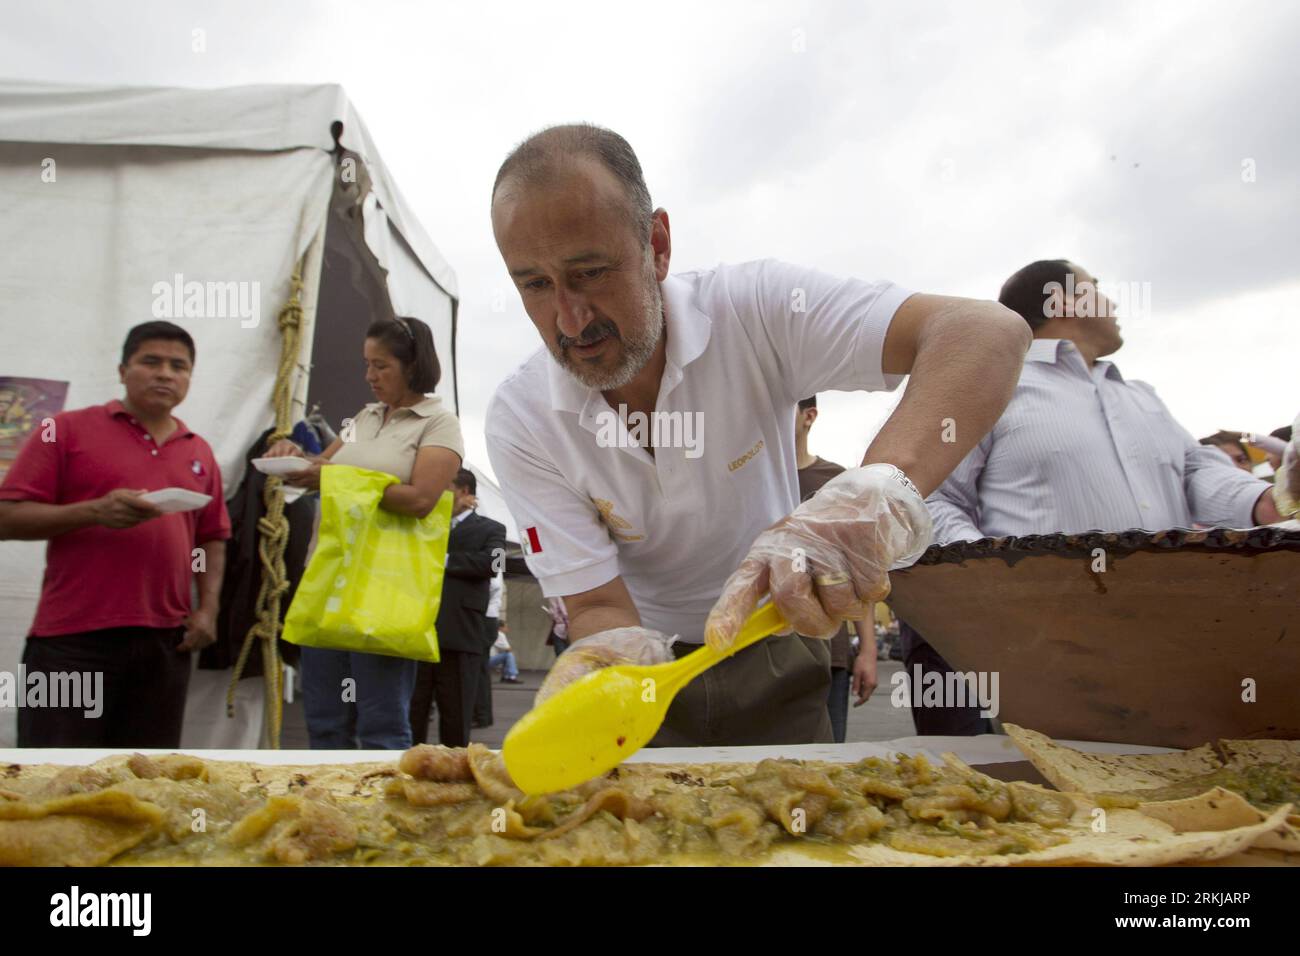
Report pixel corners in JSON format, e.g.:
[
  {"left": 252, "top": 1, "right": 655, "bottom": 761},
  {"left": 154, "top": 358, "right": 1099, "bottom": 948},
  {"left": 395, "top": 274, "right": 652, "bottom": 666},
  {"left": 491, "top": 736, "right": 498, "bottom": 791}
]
[{"left": 887, "top": 527, "right": 1300, "bottom": 748}]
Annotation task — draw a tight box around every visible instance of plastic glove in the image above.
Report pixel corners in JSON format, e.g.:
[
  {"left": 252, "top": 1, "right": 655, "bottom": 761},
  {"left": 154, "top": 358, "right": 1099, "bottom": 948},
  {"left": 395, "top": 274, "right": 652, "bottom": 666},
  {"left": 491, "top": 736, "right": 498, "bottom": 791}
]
[
  {"left": 704, "top": 463, "right": 933, "bottom": 651},
  {"left": 534, "top": 626, "right": 676, "bottom": 706},
  {"left": 1274, "top": 413, "right": 1300, "bottom": 518}
]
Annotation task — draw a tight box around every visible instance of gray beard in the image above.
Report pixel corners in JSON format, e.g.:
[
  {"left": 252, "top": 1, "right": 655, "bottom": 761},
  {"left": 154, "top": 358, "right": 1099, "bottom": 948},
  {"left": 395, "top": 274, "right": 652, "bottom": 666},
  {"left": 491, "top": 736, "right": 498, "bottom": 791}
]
[{"left": 555, "top": 285, "right": 663, "bottom": 391}]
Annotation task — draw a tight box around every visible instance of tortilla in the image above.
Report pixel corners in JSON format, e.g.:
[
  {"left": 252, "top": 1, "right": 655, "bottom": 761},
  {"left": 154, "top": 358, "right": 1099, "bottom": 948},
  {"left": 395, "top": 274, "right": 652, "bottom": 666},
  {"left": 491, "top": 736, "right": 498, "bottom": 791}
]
[
  {"left": 830, "top": 802, "right": 1293, "bottom": 867},
  {"left": 1218, "top": 738, "right": 1300, "bottom": 768},
  {"left": 0, "top": 789, "right": 165, "bottom": 866},
  {"left": 1005, "top": 722, "right": 1300, "bottom": 853},
  {"left": 0, "top": 739, "right": 1293, "bottom": 866},
  {"left": 1003, "top": 725, "right": 1223, "bottom": 793}
]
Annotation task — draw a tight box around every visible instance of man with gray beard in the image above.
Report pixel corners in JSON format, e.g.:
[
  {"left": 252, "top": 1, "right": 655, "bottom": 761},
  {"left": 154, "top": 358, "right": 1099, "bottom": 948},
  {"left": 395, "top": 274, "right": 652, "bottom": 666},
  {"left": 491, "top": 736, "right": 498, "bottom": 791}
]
[{"left": 485, "top": 124, "right": 1030, "bottom": 745}]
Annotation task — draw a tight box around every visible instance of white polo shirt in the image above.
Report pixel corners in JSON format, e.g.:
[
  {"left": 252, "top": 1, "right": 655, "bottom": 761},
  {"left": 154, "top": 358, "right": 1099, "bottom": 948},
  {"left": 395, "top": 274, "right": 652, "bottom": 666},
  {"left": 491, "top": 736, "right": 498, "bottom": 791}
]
[{"left": 485, "top": 259, "right": 912, "bottom": 643}]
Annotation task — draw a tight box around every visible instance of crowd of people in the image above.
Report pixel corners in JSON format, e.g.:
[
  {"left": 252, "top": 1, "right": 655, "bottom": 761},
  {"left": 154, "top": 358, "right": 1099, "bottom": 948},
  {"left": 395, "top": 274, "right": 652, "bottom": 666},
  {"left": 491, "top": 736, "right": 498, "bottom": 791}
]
[{"left": 1, "top": 122, "right": 1296, "bottom": 752}]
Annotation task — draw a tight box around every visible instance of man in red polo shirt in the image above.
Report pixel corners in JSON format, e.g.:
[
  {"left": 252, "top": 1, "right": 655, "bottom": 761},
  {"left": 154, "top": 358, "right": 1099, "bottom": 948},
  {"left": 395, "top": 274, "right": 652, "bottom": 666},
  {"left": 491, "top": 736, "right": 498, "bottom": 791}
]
[{"left": 0, "top": 321, "right": 230, "bottom": 747}]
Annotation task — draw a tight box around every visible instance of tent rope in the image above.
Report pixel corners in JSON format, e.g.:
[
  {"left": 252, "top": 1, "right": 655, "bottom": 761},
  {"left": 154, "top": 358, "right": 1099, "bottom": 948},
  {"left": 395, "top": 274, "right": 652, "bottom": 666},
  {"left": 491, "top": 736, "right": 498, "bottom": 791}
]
[{"left": 226, "top": 261, "right": 305, "bottom": 747}]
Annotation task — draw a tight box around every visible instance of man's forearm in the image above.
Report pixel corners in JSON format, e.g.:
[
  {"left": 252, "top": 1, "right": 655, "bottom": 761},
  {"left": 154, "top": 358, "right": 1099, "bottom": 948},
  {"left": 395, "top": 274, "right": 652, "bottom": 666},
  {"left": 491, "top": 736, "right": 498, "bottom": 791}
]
[
  {"left": 195, "top": 540, "right": 226, "bottom": 613},
  {"left": 568, "top": 603, "right": 641, "bottom": 642},
  {"left": 865, "top": 302, "right": 1028, "bottom": 495},
  {"left": 0, "top": 499, "right": 99, "bottom": 540},
  {"left": 563, "top": 577, "right": 643, "bottom": 641},
  {"left": 1253, "top": 488, "right": 1284, "bottom": 525}
]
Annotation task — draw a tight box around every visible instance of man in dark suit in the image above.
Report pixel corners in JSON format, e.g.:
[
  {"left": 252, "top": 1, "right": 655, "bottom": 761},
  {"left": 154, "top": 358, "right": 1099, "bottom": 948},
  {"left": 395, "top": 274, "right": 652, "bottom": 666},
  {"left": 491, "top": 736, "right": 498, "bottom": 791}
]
[{"left": 409, "top": 468, "right": 507, "bottom": 747}]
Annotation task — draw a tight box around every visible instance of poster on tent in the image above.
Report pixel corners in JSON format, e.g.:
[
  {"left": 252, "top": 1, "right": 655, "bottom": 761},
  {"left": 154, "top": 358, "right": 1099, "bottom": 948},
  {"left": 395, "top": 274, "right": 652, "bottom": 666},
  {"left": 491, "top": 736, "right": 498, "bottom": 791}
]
[{"left": 0, "top": 377, "right": 69, "bottom": 483}]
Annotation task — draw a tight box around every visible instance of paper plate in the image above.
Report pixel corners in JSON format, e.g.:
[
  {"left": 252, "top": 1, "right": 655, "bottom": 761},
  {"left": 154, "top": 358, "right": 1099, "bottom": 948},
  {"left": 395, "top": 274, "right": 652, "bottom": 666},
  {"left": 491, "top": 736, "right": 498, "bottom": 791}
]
[
  {"left": 138, "top": 487, "right": 212, "bottom": 513},
  {"left": 251, "top": 456, "right": 312, "bottom": 475}
]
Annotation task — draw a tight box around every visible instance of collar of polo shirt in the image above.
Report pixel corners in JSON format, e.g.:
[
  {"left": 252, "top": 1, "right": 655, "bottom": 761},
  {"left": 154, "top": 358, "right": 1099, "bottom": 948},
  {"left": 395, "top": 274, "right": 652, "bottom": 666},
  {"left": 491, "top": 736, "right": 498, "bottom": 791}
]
[
  {"left": 544, "top": 274, "right": 713, "bottom": 427},
  {"left": 106, "top": 399, "right": 194, "bottom": 439},
  {"left": 362, "top": 395, "right": 446, "bottom": 418}
]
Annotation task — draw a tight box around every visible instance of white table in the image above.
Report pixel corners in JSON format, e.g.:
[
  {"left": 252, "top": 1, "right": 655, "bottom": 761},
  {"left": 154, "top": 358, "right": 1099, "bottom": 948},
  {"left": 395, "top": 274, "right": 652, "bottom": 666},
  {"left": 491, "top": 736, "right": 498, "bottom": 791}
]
[{"left": 0, "top": 734, "right": 1173, "bottom": 768}]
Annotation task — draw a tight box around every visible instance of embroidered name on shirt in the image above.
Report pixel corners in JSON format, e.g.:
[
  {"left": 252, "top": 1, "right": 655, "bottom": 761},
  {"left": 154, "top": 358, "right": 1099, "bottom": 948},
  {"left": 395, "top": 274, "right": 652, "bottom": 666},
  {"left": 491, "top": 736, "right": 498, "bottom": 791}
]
[{"left": 728, "top": 439, "right": 765, "bottom": 473}]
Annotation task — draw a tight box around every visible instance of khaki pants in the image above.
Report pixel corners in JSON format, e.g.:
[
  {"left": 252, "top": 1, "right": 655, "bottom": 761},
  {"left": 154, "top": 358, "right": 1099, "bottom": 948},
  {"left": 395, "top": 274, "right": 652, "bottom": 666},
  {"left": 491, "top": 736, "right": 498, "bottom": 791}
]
[{"left": 649, "top": 634, "right": 833, "bottom": 748}]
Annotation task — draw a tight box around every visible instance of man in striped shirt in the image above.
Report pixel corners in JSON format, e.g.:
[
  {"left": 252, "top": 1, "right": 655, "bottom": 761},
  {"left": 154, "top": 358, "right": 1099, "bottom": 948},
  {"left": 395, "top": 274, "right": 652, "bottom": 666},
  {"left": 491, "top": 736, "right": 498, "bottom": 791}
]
[{"left": 905, "top": 258, "right": 1294, "bottom": 734}]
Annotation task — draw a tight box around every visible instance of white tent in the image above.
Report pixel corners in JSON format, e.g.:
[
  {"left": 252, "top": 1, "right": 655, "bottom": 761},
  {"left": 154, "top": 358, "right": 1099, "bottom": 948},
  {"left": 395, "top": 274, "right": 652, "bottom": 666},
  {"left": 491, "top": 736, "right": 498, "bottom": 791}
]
[
  {"left": 0, "top": 80, "right": 459, "bottom": 746},
  {"left": 466, "top": 462, "right": 519, "bottom": 547}
]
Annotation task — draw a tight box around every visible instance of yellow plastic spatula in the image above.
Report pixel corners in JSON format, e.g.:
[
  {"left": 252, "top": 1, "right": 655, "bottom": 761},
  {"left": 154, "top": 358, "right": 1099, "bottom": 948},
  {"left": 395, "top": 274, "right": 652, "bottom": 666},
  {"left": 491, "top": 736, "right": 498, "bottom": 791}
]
[{"left": 502, "top": 601, "right": 787, "bottom": 795}]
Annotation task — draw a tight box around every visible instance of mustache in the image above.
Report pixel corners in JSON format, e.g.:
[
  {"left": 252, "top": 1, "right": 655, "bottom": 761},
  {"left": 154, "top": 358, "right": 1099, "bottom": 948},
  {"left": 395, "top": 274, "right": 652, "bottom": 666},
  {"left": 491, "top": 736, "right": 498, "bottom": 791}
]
[{"left": 558, "top": 318, "right": 620, "bottom": 351}]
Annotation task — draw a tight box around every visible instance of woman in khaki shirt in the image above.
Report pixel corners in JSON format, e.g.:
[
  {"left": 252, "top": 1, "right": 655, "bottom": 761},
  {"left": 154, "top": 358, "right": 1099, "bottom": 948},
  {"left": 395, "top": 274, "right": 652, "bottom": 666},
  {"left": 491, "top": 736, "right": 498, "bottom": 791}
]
[{"left": 266, "top": 316, "right": 463, "bottom": 749}]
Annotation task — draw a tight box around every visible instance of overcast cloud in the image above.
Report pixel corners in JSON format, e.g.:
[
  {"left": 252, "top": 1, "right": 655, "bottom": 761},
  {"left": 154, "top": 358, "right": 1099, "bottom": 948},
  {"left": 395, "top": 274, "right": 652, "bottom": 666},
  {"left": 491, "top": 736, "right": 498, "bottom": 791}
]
[{"left": 2, "top": 0, "right": 1296, "bottom": 479}]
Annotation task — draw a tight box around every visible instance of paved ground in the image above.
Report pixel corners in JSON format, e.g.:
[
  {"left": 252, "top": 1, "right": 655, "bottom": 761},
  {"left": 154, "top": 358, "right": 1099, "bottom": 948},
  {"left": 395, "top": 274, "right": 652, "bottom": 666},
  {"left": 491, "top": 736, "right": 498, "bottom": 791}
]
[{"left": 281, "top": 660, "right": 915, "bottom": 750}]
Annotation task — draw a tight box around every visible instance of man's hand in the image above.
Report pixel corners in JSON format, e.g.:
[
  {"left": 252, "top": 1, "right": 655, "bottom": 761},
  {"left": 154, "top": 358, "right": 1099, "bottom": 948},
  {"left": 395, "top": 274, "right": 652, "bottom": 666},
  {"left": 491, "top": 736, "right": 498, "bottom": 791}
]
[
  {"left": 851, "top": 641, "right": 879, "bottom": 707},
  {"left": 535, "top": 627, "right": 675, "bottom": 705},
  {"left": 177, "top": 607, "right": 217, "bottom": 652},
  {"left": 705, "top": 464, "right": 932, "bottom": 651},
  {"left": 91, "top": 489, "right": 164, "bottom": 529}
]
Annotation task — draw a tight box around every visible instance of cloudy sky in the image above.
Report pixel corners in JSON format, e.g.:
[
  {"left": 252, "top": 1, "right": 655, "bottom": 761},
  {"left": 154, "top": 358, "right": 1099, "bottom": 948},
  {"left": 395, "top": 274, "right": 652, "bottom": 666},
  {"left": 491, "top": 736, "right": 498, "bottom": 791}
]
[{"left": 3, "top": 0, "right": 1297, "bottom": 480}]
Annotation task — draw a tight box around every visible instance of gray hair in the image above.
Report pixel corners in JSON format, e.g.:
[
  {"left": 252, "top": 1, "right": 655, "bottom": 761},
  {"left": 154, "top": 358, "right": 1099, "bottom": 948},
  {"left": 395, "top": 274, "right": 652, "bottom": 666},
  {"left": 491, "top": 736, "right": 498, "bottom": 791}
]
[{"left": 491, "top": 123, "right": 654, "bottom": 237}]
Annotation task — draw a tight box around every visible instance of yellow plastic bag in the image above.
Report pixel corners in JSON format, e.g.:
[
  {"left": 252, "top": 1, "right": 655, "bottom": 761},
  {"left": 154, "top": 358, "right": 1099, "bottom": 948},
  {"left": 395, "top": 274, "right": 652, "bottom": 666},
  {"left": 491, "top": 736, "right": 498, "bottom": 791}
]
[{"left": 283, "top": 464, "right": 452, "bottom": 662}]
